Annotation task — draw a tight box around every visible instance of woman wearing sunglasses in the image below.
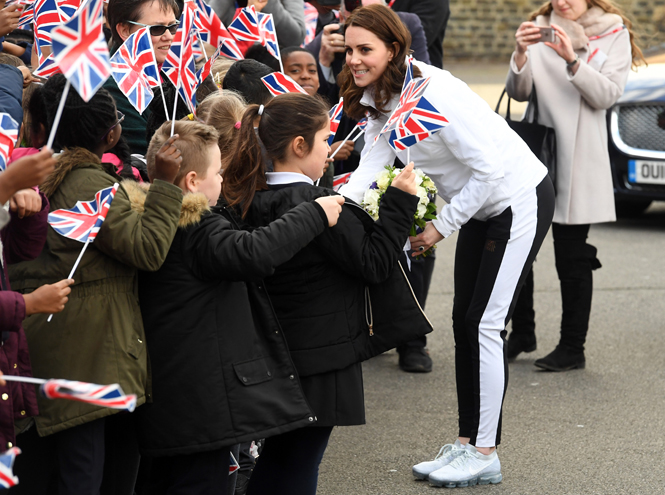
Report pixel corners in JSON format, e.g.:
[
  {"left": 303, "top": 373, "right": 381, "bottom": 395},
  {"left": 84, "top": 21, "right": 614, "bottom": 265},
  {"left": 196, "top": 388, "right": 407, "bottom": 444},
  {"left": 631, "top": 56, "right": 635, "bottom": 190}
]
[{"left": 105, "top": 0, "right": 180, "bottom": 156}]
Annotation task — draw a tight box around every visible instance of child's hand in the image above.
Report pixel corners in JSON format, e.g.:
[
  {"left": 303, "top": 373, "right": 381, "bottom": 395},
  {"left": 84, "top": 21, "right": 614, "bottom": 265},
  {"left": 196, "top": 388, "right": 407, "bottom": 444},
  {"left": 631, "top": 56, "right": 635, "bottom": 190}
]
[
  {"left": 18, "top": 65, "right": 38, "bottom": 88},
  {"left": 151, "top": 134, "right": 182, "bottom": 184},
  {"left": 0, "top": 148, "right": 56, "bottom": 204},
  {"left": 390, "top": 162, "right": 417, "bottom": 196},
  {"left": 23, "top": 278, "right": 74, "bottom": 316},
  {"left": 315, "top": 195, "right": 345, "bottom": 227},
  {"left": 10, "top": 188, "right": 42, "bottom": 218}
]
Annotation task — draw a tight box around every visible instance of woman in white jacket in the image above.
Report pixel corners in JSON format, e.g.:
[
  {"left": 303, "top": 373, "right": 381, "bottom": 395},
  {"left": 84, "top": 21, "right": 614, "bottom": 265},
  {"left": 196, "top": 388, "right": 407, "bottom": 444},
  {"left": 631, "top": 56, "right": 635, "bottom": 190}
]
[
  {"left": 505, "top": 0, "right": 643, "bottom": 371},
  {"left": 338, "top": 5, "right": 555, "bottom": 488}
]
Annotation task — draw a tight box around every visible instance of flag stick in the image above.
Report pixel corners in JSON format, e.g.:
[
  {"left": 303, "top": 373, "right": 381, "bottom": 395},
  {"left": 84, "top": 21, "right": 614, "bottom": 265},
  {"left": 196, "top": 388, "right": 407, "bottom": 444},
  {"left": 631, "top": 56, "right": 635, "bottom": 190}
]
[
  {"left": 47, "top": 238, "right": 90, "bottom": 322},
  {"left": 2, "top": 376, "right": 47, "bottom": 385},
  {"left": 329, "top": 123, "right": 360, "bottom": 160},
  {"left": 171, "top": 70, "right": 182, "bottom": 136},
  {"left": 352, "top": 129, "right": 365, "bottom": 142},
  {"left": 407, "top": 147, "right": 410, "bottom": 165},
  {"left": 158, "top": 83, "right": 170, "bottom": 121},
  {"left": 46, "top": 79, "right": 71, "bottom": 150},
  {"left": 197, "top": 32, "right": 208, "bottom": 62}
]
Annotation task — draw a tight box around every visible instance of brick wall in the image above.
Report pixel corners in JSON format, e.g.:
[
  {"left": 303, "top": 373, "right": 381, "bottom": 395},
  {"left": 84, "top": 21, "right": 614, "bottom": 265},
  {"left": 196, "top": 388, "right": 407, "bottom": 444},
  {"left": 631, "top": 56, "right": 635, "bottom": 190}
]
[{"left": 443, "top": 0, "right": 665, "bottom": 61}]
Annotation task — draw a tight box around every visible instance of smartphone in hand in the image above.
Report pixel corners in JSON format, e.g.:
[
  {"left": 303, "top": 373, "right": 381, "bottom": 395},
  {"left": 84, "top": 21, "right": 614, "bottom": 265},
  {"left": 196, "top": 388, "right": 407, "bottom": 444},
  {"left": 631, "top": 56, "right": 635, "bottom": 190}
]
[{"left": 538, "top": 27, "right": 556, "bottom": 43}]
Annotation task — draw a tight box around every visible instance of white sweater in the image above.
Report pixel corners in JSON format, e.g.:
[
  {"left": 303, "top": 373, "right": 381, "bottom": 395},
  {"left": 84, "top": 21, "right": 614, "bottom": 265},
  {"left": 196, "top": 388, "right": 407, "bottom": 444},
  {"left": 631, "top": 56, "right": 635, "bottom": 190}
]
[{"left": 340, "top": 61, "right": 547, "bottom": 239}]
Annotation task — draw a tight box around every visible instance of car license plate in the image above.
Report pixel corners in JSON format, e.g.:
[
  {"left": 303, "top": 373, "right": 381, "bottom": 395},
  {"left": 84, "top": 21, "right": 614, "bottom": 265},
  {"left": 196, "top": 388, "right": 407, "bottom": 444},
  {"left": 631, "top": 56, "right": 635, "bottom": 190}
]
[{"left": 628, "top": 160, "right": 665, "bottom": 185}]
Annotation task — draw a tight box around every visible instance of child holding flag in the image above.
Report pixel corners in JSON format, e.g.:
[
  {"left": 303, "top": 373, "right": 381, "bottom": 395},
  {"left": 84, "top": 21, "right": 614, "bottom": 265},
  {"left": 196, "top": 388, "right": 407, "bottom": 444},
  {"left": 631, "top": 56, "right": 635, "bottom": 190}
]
[
  {"left": 221, "top": 92, "right": 430, "bottom": 495},
  {"left": 9, "top": 74, "right": 183, "bottom": 494},
  {"left": 136, "top": 120, "right": 344, "bottom": 493},
  {"left": 338, "top": 5, "right": 554, "bottom": 487}
]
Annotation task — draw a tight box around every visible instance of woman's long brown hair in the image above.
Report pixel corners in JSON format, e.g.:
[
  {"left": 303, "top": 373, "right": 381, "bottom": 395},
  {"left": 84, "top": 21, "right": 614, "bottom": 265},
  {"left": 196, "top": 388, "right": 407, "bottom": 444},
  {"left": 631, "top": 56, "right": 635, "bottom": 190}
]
[
  {"left": 221, "top": 93, "right": 330, "bottom": 217},
  {"left": 529, "top": 0, "right": 646, "bottom": 69},
  {"left": 338, "top": 4, "right": 421, "bottom": 121}
]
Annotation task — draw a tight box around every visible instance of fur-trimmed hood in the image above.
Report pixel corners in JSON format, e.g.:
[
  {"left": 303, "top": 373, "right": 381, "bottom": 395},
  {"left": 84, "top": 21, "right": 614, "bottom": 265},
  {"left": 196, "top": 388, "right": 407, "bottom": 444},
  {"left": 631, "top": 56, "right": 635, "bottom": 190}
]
[
  {"left": 41, "top": 147, "right": 104, "bottom": 198},
  {"left": 122, "top": 180, "right": 209, "bottom": 228},
  {"left": 537, "top": 6, "right": 623, "bottom": 50}
]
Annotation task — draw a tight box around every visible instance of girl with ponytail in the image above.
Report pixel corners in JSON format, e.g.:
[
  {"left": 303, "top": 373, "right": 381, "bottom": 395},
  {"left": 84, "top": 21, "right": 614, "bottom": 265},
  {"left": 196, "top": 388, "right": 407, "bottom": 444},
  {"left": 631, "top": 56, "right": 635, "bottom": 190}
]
[{"left": 222, "top": 92, "right": 428, "bottom": 495}]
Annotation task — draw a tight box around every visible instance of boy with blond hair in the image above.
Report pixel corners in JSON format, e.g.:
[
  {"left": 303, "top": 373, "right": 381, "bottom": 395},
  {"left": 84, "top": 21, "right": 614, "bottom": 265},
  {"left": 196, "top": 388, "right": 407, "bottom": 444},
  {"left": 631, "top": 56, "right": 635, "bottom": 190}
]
[{"left": 135, "top": 120, "right": 343, "bottom": 493}]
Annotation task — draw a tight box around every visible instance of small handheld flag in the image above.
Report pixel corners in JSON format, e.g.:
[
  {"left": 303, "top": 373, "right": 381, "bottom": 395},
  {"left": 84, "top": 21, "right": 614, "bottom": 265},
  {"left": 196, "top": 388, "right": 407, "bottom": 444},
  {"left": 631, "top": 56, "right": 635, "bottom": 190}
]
[
  {"left": 51, "top": 0, "right": 111, "bottom": 102},
  {"left": 333, "top": 172, "right": 353, "bottom": 191},
  {"left": 0, "top": 448, "right": 21, "bottom": 489},
  {"left": 162, "top": 9, "right": 198, "bottom": 116},
  {"left": 110, "top": 28, "right": 159, "bottom": 114},
  {"left": 2, "top": 375, "right": 136, "bottom": 412},
  {"left": 328, "top": 98, "right": 343, "bottom": 145},
  {"left": 46, "top": 183, "right": 119, "bottom": 321},
  {"left": 33, "top": 53, "right": 62, "bottom": 78},
  {"left": 228, "top": 5, "right": 260, "bottom": 43},
  {"left": 0, "top": 113, "right": 20, "bottom": 172},
  {"left": 220, "top": 37, "right": 244, "bottom": 61},
  {"left": 48, "top": 183, "right": 118, "bottom": 243},
  {"left": 42, "top": 379, "right": 137, "bottom": 412},
  {"left": 261, "top": 72, "right": 308, "bottom": 96},
  {"left": 230, "top": 452, "right": 239, "bottom": 474},
  {"left": 193, "top": 0, "right": 241, "bottom": 56}
]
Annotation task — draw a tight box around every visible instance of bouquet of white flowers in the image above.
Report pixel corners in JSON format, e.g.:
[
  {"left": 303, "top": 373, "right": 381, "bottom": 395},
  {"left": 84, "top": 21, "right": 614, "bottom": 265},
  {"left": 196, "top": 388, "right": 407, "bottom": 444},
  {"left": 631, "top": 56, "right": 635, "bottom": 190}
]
[{"left": 361, "top": 165, "right": 438, "bottom": 256}]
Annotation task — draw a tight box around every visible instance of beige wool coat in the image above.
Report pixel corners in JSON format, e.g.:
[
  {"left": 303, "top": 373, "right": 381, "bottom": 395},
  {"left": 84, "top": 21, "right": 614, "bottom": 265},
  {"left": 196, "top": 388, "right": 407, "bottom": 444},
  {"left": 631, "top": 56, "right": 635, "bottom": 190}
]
[{"left": 506, "top": 7, "right": 632, "bottom": 225}]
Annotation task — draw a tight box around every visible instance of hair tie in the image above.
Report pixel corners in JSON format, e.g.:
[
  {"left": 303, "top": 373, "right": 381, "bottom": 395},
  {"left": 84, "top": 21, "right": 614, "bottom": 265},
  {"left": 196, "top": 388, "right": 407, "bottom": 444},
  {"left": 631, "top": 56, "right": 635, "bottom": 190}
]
[
  {"left": 234, "top": 121, "right": 241, "bottom": 129},
  {"left": 258, "top": 105, "right": 264, "bottom": 116},
  {"left": 187, "top": 113, "right": 195, "bottom": 121}
]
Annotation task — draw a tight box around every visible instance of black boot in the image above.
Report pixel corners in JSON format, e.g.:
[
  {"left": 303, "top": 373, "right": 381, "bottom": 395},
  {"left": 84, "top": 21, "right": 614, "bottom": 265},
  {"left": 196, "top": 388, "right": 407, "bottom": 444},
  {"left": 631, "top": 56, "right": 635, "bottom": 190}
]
[
  {"left": 535, "top": 228, "right": 601, "bottom": 371},
  {"left": 534, "top": 344, "right": 585, "bottom": 371},
  {"left": 507, "top": 268, "right": 537, "bottom": 361}
]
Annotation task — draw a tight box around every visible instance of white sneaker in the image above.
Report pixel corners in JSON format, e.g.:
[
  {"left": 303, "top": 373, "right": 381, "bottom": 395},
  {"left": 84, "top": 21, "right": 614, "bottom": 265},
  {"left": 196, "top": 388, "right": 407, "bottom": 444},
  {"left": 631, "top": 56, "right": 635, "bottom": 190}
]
[
  {"left": 412, "top": 440, "right": 466, "bottom": 480},
  {"left": 428, "top": 444, "right": 502, "bottom": 488}
]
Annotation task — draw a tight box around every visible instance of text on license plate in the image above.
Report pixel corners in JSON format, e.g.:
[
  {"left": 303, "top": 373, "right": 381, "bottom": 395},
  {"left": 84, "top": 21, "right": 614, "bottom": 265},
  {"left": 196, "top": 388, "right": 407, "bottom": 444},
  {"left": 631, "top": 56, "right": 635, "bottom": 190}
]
[{"left": 628, "top": 160, "right": 665, "bottom": 185}]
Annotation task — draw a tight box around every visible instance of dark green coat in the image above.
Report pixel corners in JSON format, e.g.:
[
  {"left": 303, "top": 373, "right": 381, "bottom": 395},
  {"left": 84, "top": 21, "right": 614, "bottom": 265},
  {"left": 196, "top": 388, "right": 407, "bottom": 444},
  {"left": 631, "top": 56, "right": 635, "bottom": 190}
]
[
  {"left": 9, "top": 148, "right": 182, "bottom": 436},
  {"left": 103, "top": 76, "right": 152, "bottom": 156}
]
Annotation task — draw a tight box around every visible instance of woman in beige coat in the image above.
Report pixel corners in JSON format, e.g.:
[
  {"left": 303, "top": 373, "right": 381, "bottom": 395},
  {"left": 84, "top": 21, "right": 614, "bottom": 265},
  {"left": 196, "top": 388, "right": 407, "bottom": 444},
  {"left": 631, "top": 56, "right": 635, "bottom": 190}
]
[{"left": 505, "top": 0, "right": 644, "bottom": 370}]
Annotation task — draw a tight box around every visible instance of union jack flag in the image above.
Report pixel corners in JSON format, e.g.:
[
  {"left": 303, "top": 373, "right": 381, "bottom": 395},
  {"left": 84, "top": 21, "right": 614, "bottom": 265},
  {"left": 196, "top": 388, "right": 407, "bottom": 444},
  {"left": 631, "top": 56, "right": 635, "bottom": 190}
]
[
  {"left": 110, "top": 28, "right": 159, "bottom": 114},
  {"left": 220, "top": 37, "right": 244, "bottom": 61},
  {"left": 18, "top": 2, "right": 35, "bottom": 28},
  {"left": 333, "top": 172, "right": 353, "bottom": 191},
  {"left": 41, "top": 379, "right": 137, "bottom": 412},
  {"left": 328, "top": 97, "right": 343, "bottom": 145},
  {"left": 303, "top": 2, "right": 318, "bottom": 46},
  {"left": 230, "top": 453, "right": 239, "bottom": 474},
  {"left": 162, "top": 9, "right": 198, "bottom": 113},
  {"left": 382, "top": 58, "right": 449, "bottom": 151},
  {"left": 196, "top": 44, "right": 222, "bottom": 84},
  {"left": 258, "top": 12, "right": 279, "bottom": 61},
  {"left": 33, "top": 52, "right": 62, "bottom": 77},
  {"left": 51, "top": 0, "right": 111, "bottom": 101},
  {"left": 389, "top": 96, "right": 450, "bottom": 151},
  {"left": 193, "top": 0, "right": 241, "bottom": 55},
  {"left": 228, "top": 5, "right": 260, "bottom": 43},
  {"left": 48, "top": 183, "right": 119, "bottom": 243},
  {"left": 57, "top": 0, "right": 80, "bottom": 20},
  {"left": 0, "top": 448, "right": 21, "bottom": 489},
  {"left": 33, "top": 0, "right": 65, "bottom": 56},
  {"left": 261, "top": 72, "right": 307, "bottom": 96},
  {"left": 0, "top": 113, "right": 20, "bottom": 172},
  {"left": 375, "top": 76, "right": 430, "bottom": 144},
  {"left": 357, "top": 117, "right": 368, "bottom": 132}
]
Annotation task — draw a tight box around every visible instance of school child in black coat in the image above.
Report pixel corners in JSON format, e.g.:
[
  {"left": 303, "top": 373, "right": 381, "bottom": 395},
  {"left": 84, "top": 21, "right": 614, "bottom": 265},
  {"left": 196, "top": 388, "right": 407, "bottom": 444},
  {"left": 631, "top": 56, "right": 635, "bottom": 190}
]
[
  {"left": 221, "top": 93, "right": 431, "bottom": 495},
  {"left": 136, "top": 120, "right": 345, "bottom": 495}
]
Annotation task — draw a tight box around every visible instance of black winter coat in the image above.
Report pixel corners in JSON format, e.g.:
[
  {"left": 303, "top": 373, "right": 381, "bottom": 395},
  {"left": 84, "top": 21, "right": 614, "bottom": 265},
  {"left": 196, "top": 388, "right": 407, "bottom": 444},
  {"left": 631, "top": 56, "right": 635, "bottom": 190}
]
[
  {"left": 243, "top": 182, "right": 433, "bottom": 424},
  {"left": 136, "top": 189, "right": 329, "bottom": 457}
]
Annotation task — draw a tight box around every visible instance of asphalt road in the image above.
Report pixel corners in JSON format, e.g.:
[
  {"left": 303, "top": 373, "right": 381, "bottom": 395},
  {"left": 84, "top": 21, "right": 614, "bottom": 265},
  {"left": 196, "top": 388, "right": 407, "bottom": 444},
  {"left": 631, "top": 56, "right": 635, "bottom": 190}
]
[{"left": 316, "top": 65, "right": 665, "bottom": 495}]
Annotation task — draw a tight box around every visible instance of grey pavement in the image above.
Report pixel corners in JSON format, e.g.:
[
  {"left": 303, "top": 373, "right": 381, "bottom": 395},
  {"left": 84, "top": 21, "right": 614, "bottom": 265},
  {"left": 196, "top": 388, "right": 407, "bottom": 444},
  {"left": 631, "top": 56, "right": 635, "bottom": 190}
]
[{"left": 316, "top": 65, "right": 665, "bottom": 494}]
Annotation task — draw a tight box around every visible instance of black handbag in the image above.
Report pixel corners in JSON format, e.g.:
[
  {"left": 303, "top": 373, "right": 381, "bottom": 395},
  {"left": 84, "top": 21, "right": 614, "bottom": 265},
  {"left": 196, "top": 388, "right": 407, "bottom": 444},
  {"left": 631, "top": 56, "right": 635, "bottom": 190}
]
[{"left": 495, "top": 86, "right": 557, "bottom": 193}]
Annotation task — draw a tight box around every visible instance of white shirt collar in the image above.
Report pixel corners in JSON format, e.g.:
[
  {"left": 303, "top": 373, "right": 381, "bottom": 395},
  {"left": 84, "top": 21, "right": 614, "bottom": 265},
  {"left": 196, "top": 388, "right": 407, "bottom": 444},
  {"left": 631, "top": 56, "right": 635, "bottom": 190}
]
[{"left": 265, "top": 172, "right": 314, "bottom": 186}]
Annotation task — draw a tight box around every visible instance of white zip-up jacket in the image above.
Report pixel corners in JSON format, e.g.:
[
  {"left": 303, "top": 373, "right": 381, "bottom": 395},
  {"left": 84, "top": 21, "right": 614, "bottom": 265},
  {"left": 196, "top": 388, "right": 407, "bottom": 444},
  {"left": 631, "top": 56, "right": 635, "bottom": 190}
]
[{"left": 340, "top": 61, "right": 547, "bottom": 239}]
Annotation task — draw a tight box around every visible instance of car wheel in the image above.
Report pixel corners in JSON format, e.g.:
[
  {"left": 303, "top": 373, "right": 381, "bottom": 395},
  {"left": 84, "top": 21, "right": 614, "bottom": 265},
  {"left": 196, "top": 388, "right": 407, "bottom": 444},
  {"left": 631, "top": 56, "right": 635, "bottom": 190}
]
[{"left": 615, "top": 199, "right": 652, "bottom": 217}]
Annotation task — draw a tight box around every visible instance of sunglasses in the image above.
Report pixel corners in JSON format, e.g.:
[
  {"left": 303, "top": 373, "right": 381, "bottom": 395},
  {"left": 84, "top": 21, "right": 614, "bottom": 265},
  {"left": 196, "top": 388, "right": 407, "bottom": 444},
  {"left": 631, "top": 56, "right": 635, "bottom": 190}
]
[
  {"left": 100, "top": 111, "right": 125, "bottom": 143},
  {"left": 127, "top": 20, "right": 179, "bottom": 36}
]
